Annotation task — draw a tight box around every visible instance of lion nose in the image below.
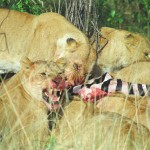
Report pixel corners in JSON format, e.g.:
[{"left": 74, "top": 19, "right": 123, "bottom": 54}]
[{"left": 73, "top": 63, "right": 82, "bottom": 71}]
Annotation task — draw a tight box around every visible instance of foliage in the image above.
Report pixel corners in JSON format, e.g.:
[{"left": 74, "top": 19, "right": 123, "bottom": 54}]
[
  {"left": 0, "top": 0, "right": 44, "bottom": 14},
  {"left": 0, "top": 0, "right": 149, "bottom": 38},
  {"left": 45, "top": 135, "right": 56, "bottom": 150},
  {"left": 95, "top": 0, "right": 149, "bottom": 38}
]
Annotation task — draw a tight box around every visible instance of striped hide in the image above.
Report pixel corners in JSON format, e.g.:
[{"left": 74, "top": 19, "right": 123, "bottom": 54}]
[{"left": 71, "top": 73, "right": 150, "bottom": 101}]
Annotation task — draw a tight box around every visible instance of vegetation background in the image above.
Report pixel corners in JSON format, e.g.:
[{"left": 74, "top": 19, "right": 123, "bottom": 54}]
[
  {"left": 0, "top": 1, "right": 149, "bottom": 149},
  {"left": 0, "top": 0, "right": 149, "bottom": 39}
]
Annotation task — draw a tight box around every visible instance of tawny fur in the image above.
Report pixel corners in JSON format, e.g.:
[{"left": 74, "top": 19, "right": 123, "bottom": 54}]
[
  {"left": 53, "top": 28, "right": 150, "bottom": 149},
  {"left": 0, "top": 9, "right": 96, "bottom": 84},
  {"left": 97, "top": 94, "right": 150, "bottom": 129},
  {"left": 110, "top": 62, "right": 150, "bottom": 84},
  {"left": 0, "top": 59, "right": 63, "bottom": 149},
  {"left": 53, "top": 100, "right": 150, "bottom": 150},
  {"left": 95, "top": 27, "right": 150, "bottom": 74}
]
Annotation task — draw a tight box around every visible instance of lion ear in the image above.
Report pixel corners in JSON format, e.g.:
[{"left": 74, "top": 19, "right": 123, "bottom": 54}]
[
  {"left": 100, "top": 27, "right": 115, "bottom": 36},
  {"left": 99, "top": 27, "right": 115, "bottom": 46},
  {"left": 55, "top": 57, "right": 66, "bottom": 65},
  {"left": 66, "top": 38, "right": 78, "bottom": 51},
  {"left": 125, "top": 33, "right": 138, "bottom": 49},
  {"left": 66, "top": 38, "right": 76, "bottom": 45},
  {"left": 21, "top": 57, "right": 33, "bottom": 70},
  {"left": 125, "top": 33, "right": 134, "bottom": 39},
  {"left": 55, "top": 57, "right": 67, "bottom": 70}
]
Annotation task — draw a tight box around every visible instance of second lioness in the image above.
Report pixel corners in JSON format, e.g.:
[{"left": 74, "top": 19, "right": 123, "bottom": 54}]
[
  {"left": 94, "top": 27, "right": 150, "bottom": 74},
  {"left": 0, "top": 9, "right": 96, "bottom": 85}
]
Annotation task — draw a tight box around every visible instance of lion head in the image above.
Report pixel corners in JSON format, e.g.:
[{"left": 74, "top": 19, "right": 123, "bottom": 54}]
[
  {"left": 53, "top": 37, "right": 96, "bottom": 86},
  {"left": 96, "top": 27, "right": 150, "bottom": 74},
  {"left": 20, "top": 58, "right": 68, "bottom": 110}
]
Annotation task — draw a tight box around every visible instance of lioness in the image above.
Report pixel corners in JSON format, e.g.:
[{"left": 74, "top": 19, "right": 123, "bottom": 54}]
[
  {"left": 0, "top": 9, "right": 96, "bottom": 85},
  {"left": 110, "top": 62, "right": 150, "bottom": 84},
  {"left": 0, "top": 57, "right": 66, "bottom": 149},
  {"left": 53, "top": 100, "right": 150, "bottom": 150},
  {"left": 96, "top": 27, "right": 150, "bottom": 74},
  {"left": 97, "top": 94, "right": 150, "bottom": 129}
]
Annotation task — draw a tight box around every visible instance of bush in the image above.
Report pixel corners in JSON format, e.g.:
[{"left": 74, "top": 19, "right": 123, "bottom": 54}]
[{"left": 0, "top": 0, "right": 149, "bottom": 38}]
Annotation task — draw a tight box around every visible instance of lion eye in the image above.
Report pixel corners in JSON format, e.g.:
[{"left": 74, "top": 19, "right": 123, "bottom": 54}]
[{"left": 40, "top": 72, "right": 47, "bottom": 76}]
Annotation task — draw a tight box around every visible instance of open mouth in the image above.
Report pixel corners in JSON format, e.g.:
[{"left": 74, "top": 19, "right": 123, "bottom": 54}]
[
  {"left": 42, "top": 76, "right": 67, "bottom": 111},
  {"left": 42, "top": 88, "right": 62, "bottom": 111},
  {"left": 42, "top": 88, "right": 62, "bottom": 102},
  {"left": 42, "top": 74, "right": 85, "bottom": 110}
]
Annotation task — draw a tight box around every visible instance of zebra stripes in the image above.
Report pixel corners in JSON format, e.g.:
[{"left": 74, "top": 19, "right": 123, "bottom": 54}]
[
  {"left": 72, "top": 72, "right": 150, "bottom": 97},
  {"left": 72, "top": 72, "right": 111, "bottom": 94}
]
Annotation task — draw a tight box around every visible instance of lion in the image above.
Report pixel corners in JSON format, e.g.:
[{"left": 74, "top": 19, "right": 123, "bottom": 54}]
[
  {"left": 110, "top": 62, "right": 150, "bottom": 84},
  {"left": 91, "top": 27, "right": 150, "bottom": 124},
  {"left": 52, "top": 27, "right": 150, "bottom": 149},
  {"left": 95, "top": 27, "right": 150, "bottom": 74},
  {"left": 52, "top": 100, "right": 150, "bottom": 150},
  {"left": 96, "top": 94, "right": 150, "bottom": 129},
  {"left": 0, "top": 57, "right": 67, "bottom": 149},
  {"left": 0, "top": 9, "right": 96, "bottom": 85}
]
